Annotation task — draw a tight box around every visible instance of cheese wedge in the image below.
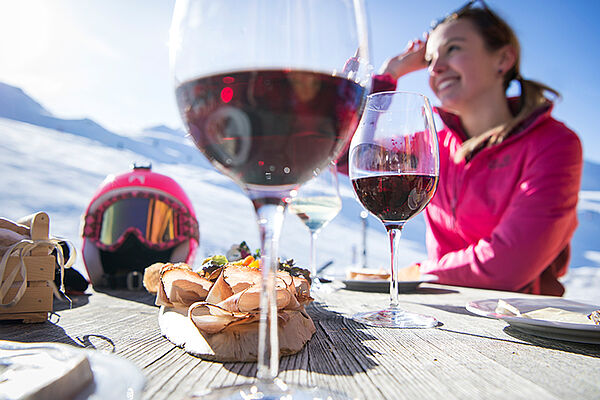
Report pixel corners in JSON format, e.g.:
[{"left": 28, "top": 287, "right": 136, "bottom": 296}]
[{"left": 494, "top": 299, "right": 522, "bottom": 316}]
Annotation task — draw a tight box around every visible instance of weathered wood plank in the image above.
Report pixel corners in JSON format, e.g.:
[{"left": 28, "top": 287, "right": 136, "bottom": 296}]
[{"left": 0, "top": 285, "right": 597, "bottom": 400}]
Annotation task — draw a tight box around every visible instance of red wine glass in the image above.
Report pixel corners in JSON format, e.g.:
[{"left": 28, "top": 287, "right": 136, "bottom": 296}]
[
  {"left": 349, "top": 91, "right": 439, "bottom": 328},
  {"left": 170, "top": 0, "right": 370, "bottom": 398}
]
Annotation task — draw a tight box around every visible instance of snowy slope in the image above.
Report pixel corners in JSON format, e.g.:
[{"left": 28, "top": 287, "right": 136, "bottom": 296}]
[{"left": 0, "top": 117, "right": 412, "bottom": 272}]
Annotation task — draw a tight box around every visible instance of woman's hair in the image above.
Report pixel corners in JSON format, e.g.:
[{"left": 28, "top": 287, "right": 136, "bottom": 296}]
[{"left": 437, "top": 5, "right": 560, "bottom": 161}]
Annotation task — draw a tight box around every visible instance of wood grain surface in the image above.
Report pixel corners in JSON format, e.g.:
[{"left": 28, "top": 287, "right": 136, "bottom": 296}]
[{"left": 0, "top": 284, "right": 598, "bottom": 399}]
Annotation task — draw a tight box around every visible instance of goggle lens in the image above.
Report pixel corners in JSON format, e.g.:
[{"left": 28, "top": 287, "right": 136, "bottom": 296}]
[{"left": 96, "top": 197, "right": 181, "bottom": 247}]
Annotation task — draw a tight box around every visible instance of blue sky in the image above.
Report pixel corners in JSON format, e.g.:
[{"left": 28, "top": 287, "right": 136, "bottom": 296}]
[{"left": 1, "top": 0, "right": 599, "bottom": 162}]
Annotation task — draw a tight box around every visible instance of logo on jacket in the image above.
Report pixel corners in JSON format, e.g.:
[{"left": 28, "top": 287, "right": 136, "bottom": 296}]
[{"left": 488, "top": 155, "right": 510, "bottom": 169}]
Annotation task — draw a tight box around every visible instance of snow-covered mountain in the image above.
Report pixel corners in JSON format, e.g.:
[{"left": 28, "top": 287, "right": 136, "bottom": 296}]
[
  {"left": 0, "top": 81, "right": 403, "bottom": 277},
  {"left": 1, "top": 81, "right": 598, "bottom": 303},
  {"left": 581, "top": 160, "right": 600, "bottom": 191}
]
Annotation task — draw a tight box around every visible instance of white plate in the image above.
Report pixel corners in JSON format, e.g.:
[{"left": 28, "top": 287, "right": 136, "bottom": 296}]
[
  {"left": 0, "top": 341, "right": 145, "bottom": 399},
  {"left": 466, "top": 298, "right": 600, "bottom": 344},
  {"left": 340, "top": 274, "right": 438, "bottom": 293}
]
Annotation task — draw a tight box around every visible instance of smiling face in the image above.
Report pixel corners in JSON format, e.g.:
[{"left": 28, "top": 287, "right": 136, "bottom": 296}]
[{"left": 425, "top": 19, "right": 508, "bottom": 115}]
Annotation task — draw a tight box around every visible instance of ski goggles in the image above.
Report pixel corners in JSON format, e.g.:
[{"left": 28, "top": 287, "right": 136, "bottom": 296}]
[{"left": 82, "top": 191, "right": 199, "bottom": 252}]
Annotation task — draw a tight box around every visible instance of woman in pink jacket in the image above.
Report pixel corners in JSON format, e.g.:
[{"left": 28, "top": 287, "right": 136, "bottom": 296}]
[{"left": 375, "top": 1, "right": 583, "bottom": 296}]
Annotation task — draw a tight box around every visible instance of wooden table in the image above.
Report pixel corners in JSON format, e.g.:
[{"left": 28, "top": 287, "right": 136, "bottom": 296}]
[{"left": 1, "top": 283, "right": 598, "bottom": 399}]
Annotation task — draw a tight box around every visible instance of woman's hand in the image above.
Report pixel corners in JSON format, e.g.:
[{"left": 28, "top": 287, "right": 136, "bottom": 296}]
[{"left": 379, "top": 37, "right": 428, "bottom": 80}]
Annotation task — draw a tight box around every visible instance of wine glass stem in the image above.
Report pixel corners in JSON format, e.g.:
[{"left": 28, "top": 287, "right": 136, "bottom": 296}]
[
  {"left": 386, "top": 227, "right": 403, "bottom": 309},
  {"left": 310, "top": 231, "right": 319, "bottom": 279},
  {"left": 254, "top": 201, "right": 286, "bottom": 383}
]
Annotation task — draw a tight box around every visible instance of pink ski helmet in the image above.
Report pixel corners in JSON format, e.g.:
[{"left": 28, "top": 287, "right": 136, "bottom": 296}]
[{"left": 81, "top": 163, "right": 199, "bottom": 288}]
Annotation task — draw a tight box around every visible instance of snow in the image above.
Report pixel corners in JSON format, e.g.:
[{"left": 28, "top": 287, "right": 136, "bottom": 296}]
[{"left": 0, "top": 81, "right": 598, "bottom": 305}]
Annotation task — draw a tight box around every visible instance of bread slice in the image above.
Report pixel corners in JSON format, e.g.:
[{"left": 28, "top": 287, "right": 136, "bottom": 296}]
[
  {"left": 0, "top": 344, "right": 93, "bottom": 400},
  {"left": 521, "top": 307, "right": 597, "bottom": 325},
  {"left": 346, "top": 268, "right": 390, "bottom": 281}
]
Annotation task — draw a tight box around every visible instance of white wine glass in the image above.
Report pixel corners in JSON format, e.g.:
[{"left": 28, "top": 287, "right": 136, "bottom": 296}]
[
  {"left": 170, "top": 0, "right": 371, "bottom": 398},
  {"left": 349, "top": 91, "right": 439, "bottom": 328},
  {"left": 288, "top": 163, "right": 342, "bottom": 294}
]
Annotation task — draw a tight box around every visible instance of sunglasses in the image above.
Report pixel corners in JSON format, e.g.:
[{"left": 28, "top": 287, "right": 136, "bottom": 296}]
[
  {"left": 83, "top": 191, "right": 199, "bottom": 252},
  {"left": 430, "top": 0, "right": 491, "bottom": 29}
]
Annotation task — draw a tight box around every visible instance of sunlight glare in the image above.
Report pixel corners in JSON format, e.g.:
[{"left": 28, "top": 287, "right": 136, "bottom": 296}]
[{"left": 0, "top": 1, "right": 53, "bottom": 65}]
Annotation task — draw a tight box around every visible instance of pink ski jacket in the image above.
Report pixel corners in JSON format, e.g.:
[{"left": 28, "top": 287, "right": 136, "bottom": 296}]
[{"left": 372, "top": 74, "right": 583, "bottom": 295}]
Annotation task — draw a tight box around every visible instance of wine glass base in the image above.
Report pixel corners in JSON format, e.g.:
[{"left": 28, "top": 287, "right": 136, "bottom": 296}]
[
  {"left": 190, "top": 380, "right": 350, "bottom": 399},
  {"left": 352, "top": 308, "right": 438, "bottom": 328}
]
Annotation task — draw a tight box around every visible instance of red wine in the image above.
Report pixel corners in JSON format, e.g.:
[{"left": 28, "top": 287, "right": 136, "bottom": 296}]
[
  {"left": 176, "top": 70, "right": 365, "bottom": 187},
  {"left": 352, "top": 174, "right": 438, "bottom": 227}
]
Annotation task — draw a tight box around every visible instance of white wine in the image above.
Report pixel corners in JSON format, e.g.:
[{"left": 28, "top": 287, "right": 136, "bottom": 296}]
[{"left": 289, "top": 196, "right": 342, "bottom": 232}]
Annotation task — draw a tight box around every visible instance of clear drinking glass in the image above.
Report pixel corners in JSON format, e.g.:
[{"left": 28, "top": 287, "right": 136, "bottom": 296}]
[
  {"left": 288, "top": 163, "right": 342, "bottom": 294},
  {"left": 348, "top": 91, "right": 439, "bottom": 328},
  {"left": 170, "top": 0, "right": 370, "bottom": 397}
]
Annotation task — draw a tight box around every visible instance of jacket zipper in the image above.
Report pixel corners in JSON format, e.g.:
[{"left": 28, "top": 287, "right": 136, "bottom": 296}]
[{"left": 452, "top": 158, "right": 470, "bottom": 224}]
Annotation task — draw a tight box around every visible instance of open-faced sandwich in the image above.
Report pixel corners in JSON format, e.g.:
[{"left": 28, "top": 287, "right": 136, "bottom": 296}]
[
  {"left": 495, "top": 299, "right": 600, "bottom": 326},
  {"left": 144, "top": 242, "right": 315, "bottom": 362}
]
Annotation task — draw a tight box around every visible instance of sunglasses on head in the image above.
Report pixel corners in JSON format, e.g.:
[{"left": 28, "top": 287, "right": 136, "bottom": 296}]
[{"left": 430, "top": 0, "right": 491, "bottom": 29}]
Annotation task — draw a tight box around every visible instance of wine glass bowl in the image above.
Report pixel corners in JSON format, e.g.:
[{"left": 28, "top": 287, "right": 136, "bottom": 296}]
[
  {"left": 288, "top": 163, "right": 342, "bottom": 293},
  {"left": 351, "top": 148, "right": 438, "bottom": 229},
  {"left": 171, "top": 0, "right": 371, "bottom": 195},
  {"left": 170, "top": 0, "right": 370, "bottom": 398},
  {"left": 175, "top": 70, "right": 367, "bottom": 192},
  {"left": 349, "top": 91, "right": 439, "bottom": 328}
]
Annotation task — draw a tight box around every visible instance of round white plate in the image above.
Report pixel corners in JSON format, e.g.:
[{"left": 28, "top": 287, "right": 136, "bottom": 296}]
[
  {"left": 0, "top": 341, "right": 145, "bottom": 399},
  {"left": 341, "top": 274, "right": 438, "bottom": 293},
  {"left": 466, "top": 297, "right": 600, "bottom": 344}
]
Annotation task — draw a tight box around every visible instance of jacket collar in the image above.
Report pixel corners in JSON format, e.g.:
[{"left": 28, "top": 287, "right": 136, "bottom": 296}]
[{"left": 435, "top": 97, "right": 554, "bottom": 142}]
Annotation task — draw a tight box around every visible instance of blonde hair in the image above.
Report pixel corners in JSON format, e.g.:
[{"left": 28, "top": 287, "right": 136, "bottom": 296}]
[{"left": 438, "top": 6, "right": 560, "bottom": 161}]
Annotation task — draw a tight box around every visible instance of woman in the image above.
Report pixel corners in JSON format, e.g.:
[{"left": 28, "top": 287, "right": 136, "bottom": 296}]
[{"left": 375, "top": 1, "right": 582, "bottom": 295}]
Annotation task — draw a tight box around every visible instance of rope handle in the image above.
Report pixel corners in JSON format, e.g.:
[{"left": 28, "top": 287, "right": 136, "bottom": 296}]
[{"left": 0, "top": 238, "right": 75, "bottom": 308}]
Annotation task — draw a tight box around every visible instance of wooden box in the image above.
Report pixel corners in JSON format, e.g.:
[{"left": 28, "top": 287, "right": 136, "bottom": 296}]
[{"left": 0, "top": 212, "right": 55, "bottom": 323}]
